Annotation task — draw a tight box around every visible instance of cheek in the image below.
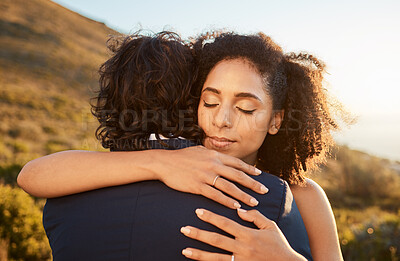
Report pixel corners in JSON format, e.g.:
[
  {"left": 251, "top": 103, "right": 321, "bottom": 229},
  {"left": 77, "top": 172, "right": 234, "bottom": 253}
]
[
  {"left": 197, "top": 107, "right": 211, "bottom": 132},
  {"left": 254, "top": 110, "right": 272, "bottom": 130},
  {"left": 237, "top": 112, "right": 270, "bottom": 133},
  {"left": 236, "top": 112, "right": 270, "bottom": 143}
]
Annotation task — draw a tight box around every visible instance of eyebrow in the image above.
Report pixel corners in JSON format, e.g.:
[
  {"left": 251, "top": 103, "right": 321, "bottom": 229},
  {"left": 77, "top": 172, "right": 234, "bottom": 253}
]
[
  {"left": 202, "top": 87, "right": 220, "bottom": 94},
  {"left": 202, "top": 87, "right": 262, "bottom": 102},
  {"left": 235, "top": 92, "right": 262, "bottom": 102}
]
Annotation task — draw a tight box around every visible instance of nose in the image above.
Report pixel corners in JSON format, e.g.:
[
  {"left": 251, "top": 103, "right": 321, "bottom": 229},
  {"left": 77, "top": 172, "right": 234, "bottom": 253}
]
[{"left": 212, "top": 105, "right": 233, "bottom": 129}]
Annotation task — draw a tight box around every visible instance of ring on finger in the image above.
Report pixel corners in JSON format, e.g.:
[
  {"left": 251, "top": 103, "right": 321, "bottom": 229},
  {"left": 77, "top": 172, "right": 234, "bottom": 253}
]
[{"left": 212, "top": 175, "right": 220, "bottom": 187}]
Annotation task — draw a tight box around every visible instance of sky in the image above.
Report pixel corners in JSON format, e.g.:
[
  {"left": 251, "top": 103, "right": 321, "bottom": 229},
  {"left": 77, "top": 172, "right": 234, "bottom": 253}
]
[{"left": 53, "top": 0, "right": 400, "bottom": 161}]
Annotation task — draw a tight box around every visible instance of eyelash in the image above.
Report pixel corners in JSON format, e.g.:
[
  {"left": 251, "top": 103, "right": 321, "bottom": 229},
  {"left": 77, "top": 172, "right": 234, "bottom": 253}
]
[
  {"left": 237, "top": 107, "right": 256, "bottom": 115},
  {"left": 203, "top": 101, "right": 256, "bottom": 115},
  {"left": 203, "top": 101, "right": 218, "bottom": 108}
]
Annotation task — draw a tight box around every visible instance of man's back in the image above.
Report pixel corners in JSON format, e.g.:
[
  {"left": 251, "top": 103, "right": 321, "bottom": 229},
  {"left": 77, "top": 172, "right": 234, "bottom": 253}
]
[{"left": 43, "top": 139, "right": 313, "bottom": 260}]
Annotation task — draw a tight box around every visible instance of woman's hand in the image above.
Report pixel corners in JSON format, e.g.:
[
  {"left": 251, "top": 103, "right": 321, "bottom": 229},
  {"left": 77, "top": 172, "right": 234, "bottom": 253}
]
[
  {"left": 155, "top": 146, "right": 269, "bottom": 209},
  {"left": 179, "top": 208, "right": 307, "bottom": 261}
]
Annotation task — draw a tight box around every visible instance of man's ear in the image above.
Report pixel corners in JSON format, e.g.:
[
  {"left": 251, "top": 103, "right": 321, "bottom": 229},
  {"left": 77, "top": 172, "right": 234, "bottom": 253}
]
[{"left": 268, "top": 110, "right": 284, "bottom": 135}]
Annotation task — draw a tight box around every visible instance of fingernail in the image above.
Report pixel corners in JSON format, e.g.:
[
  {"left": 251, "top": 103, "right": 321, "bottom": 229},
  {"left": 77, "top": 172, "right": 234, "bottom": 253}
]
[
  {"left": 260, "top": 185, "right": 269, "bottom": 194},
  {"left": 255, "top": 168, "right": 262, "bottom": 174},
  {"left": 250, "top": 198, "right": 259, "bottom": 206},
  {"left": 195, "top": 209, "right": 204, "bottom": 216},
  {"left": 234, "top": 202, "right": 241, "bottom": 209},
  {"left": 237, "top": 208, "right": 247, "bottom": 213},
  {"left": 182, "top": 249, "right": 192, "bottom": 256},
  {"left": 180, "top": 227, "right": 191, "bottom": 235}
]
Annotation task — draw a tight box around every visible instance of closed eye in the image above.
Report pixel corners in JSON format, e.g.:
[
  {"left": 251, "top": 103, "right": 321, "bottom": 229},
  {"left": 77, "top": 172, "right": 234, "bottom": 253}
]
[
  {"left": 237, "top": 107, "right": 256, "bottom": 114},
  {"left": 203, "top": 100, "right": 218, "bottom": 107}
]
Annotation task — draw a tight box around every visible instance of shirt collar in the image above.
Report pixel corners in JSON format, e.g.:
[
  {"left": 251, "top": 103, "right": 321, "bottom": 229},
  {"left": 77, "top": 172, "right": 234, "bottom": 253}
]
[{"left": 148, "top": 133, "right": 186, "bottom": 141}]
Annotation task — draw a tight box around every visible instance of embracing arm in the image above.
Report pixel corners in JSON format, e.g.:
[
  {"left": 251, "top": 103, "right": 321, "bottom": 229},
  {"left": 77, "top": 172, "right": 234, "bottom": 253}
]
[
  {"left": 17, "top": 146, "right": 268, "bottom": 209},
  {"left": 17, "top": 149, "right": 158, "bottom": 198},
  {"left": 290, "top": 178, "right": 343, "bottom": 261}
]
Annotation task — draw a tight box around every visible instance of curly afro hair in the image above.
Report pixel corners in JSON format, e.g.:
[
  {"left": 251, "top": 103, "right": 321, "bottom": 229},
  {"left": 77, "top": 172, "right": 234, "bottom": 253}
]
[{"left": 192, "top": 31, "right": 347, "bottom": 185}]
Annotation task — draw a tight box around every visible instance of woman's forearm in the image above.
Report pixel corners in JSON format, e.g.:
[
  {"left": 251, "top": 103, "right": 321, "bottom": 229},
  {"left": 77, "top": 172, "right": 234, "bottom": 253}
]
[
  {"left": 17, "top": 146, "right": 267, "bottom": 209},
  {"left": 17, "top": 150, "right": 161, "bottom": 198}
]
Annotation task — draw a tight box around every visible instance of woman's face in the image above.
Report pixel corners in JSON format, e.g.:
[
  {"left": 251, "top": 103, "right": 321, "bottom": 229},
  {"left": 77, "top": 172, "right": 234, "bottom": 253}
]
[{"left": 198, "top": 58, "right": 282, "bottom": 165}]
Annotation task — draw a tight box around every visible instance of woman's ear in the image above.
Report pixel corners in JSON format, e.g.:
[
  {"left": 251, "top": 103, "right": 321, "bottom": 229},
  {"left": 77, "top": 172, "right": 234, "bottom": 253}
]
[{"left": 268, "top": 110, "right": 284, "bottom": 135}]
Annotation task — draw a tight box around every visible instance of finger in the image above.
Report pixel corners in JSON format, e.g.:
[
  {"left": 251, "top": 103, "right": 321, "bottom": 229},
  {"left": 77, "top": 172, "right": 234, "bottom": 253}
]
[
  {"left": 213, "top": 177, "right": 259, "bottom": 207},
  {"left": 236, "top": 209, "right": 274, "bottom": 230},
  {"left": 182, "top": 248, "right": 232, "bottom": 261},
  {"left": 180, "top": 226, "right": 237, "bottom": 253},
  {"left": 216, "top": 164, "right": 268, "bottom": 195},
  {"left": 219, "top": 152, "right": 262, "bottom": 176},
  {"left": 200, "top": 185, "right": 242, "bottom": 209},
  {"left": 194, "top": 208, "right": 247, "bottom": 237}
]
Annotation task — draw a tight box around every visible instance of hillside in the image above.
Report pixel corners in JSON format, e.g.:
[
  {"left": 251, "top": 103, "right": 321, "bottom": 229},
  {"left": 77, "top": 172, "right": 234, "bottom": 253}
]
[{"left": 0, "top": 0, "right": 119, "bottom": 165}]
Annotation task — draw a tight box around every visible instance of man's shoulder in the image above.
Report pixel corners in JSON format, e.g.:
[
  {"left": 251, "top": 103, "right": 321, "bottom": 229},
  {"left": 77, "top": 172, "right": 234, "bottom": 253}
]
[
  {"left": 254, "top": 171, "right": 286, "bottom": 186},
  {"left": 251, "top": 171, "right": 288, "bottom": 201},
  {"left": 233, "top": 171, "right": 287, "bottom": 223}
]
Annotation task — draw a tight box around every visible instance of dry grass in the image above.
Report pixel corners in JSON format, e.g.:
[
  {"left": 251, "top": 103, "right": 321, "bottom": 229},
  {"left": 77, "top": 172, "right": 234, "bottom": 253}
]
[{"left": 0, "top": 0, "right": 116, "bottom": 165}]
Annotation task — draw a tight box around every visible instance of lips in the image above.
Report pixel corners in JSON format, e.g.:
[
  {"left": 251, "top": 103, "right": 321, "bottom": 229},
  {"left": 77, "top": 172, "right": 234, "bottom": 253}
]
[{"left": 207, "top": 136, "right": 236, "bottom": 149}]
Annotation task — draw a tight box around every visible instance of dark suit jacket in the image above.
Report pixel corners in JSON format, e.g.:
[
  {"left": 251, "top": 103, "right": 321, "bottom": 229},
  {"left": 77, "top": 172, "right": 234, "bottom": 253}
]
[{"left": 43, "top": 139, "right": 313, "bottom": 260}]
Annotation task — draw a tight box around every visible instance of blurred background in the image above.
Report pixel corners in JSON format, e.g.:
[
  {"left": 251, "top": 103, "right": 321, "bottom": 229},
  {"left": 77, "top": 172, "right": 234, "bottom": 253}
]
[{"left": 0, "top": 0, "right": 399, "bottom": 260}]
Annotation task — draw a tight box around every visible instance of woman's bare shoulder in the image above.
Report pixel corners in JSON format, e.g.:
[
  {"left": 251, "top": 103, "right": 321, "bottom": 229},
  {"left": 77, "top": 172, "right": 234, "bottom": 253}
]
[
  {"left": 290, "top": 178, "right": 327, "bottom": 202},
  {"left": 289, "top": 178, "right": 334, "bottom": 225},
  {"left": 290, "top": 178, "right": 343, "bottom": 260}
]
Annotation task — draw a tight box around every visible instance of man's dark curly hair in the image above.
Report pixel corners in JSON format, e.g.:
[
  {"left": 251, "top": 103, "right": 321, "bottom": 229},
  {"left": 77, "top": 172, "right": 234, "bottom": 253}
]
[
  {"left": 192, "top": 32, "right": 347, "bottom": 185},
  {"left": 90, "top": 31, "right": 203, "bottom": 151}
]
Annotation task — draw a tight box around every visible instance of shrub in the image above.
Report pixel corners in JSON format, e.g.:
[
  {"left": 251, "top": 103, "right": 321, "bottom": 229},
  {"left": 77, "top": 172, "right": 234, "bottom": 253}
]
[
  {"left": 44, "top": 139, "right": 70, "bottom": 154},
  {"left": 341, "top": 213, "right": 400, "bottom": 261},
  {"left": 8, "top": 140, "right": 29, "bottom": 154},
  {"left": 313, "top": 146, "right": 400, "bottom": 204},
  {"left": 0, "top": 164, "right": 22, "bottom": 186},
  {"left": 7, "top": 123, "right": 43, "bottom": 141},
  {"left": 0, "top": 184, "right": 51, "bottom": 261},
  {"left": 41, "top": 126, "right": 57, "bottom": 135}
]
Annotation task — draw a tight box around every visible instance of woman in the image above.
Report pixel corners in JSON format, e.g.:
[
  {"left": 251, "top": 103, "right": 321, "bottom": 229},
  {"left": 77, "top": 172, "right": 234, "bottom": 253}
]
[
  {"left": 18, "top": 31, "right": 345, "bottom": 260},
  {"left": 180, "top": 32, "right": 344, "bottom": 260}
]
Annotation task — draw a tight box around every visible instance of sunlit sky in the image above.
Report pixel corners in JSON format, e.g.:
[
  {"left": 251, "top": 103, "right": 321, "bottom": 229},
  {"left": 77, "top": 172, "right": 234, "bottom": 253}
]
[{"left": 53, "top": 0, "right": 400, "bottom": 161}]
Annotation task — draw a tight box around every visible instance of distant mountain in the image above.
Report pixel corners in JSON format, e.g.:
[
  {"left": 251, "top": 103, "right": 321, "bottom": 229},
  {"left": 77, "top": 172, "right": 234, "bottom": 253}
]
[{"left": 0, "top": 0, "right": 119, "bottom": 163}]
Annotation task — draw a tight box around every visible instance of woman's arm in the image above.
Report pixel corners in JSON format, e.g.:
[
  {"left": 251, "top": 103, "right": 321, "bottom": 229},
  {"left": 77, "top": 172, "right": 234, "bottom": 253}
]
[
  {"left": 17, "top": 149, "right": 158, "bottom": 197},
  {"left": 290, "top": 178, "right": 343, "bottom": 261},
  {"left": 180, "top": 208, "right": 307, "bottom": 261},
  {"left": 17, "top": 146, "right": 268, "bottom": 209}
]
